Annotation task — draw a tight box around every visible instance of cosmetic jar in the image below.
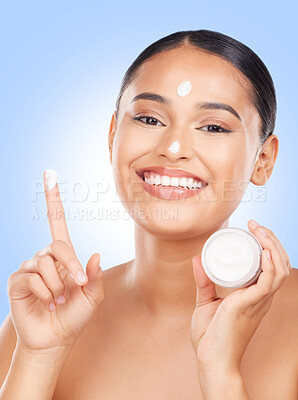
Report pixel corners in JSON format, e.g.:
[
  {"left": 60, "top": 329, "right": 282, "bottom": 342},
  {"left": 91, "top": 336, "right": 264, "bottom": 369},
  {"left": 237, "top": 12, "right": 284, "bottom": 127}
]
[{"left": 201, "top": 227, "right": 263, "bottom": 289}]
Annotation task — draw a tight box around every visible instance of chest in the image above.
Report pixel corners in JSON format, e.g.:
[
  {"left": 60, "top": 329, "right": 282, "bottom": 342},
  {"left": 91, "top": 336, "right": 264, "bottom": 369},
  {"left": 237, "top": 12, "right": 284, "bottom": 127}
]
[{"left": 53, "top": 316, "right": 297, "bottom": 400}]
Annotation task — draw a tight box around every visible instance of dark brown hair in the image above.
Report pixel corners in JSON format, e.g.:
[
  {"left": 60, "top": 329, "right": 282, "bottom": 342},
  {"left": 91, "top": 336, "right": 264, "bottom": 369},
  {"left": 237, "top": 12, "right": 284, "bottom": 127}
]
[{"left": 115, "top": 29, "right": 276, "bottom": 145}]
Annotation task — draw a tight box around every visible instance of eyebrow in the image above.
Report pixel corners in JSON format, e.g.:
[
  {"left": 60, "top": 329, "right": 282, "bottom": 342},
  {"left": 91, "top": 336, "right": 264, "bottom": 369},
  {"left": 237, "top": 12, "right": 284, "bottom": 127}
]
[{"left": 130, "top": 92, "right": 242, "bottom": 122}]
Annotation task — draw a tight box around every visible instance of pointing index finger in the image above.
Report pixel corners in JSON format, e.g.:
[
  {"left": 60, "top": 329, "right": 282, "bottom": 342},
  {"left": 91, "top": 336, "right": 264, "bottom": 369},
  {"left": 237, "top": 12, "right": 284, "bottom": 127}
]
[{"left": 43, "top": 169, "right": 73, "bottom": 248}]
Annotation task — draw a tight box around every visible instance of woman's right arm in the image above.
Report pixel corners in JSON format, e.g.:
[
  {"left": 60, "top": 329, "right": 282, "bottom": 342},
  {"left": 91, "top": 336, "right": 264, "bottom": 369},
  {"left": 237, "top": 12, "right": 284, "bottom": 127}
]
[
  {"left": 0, "top": 171, "right": 105, "bottom": 399},
  {"left": 0, "top": 344, "right": 71, "bottom": 400}
]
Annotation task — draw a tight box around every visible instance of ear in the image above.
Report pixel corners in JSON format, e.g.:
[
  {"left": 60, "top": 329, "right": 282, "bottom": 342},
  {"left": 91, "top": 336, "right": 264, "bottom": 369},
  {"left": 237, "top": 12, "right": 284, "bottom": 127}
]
[
  {"left": 251, "top": 134, "right": 279, "bottom": 185},
  {"left": 108, "top": 111, "right": 117, "bottom": 164}
]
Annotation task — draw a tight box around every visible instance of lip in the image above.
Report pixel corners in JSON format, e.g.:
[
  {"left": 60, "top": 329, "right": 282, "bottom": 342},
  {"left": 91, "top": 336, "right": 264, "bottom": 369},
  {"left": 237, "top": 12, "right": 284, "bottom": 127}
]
[
  {"left": 135, "top": 166, "right": 208, "bottom": 200},
  {"left": 136, "top": 165, "right": 207, "bottom": 183}
]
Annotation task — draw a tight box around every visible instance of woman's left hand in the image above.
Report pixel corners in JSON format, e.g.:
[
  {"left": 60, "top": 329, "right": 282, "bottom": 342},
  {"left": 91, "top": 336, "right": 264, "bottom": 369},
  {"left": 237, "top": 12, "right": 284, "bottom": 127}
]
[{"left": 190, "top": 219, "right": 292, "bottom": 375}]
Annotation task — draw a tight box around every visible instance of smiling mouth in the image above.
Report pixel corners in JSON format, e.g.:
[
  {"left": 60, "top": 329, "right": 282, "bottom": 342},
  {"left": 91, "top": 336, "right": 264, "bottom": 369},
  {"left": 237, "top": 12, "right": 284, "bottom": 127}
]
[{"left": 136, "top": 171, "right": 208, "bottom": 191}]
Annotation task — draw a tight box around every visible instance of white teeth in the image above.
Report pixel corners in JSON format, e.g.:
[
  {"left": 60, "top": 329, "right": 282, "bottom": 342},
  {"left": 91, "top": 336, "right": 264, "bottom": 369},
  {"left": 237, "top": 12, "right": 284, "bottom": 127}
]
[
  {"left": 187, "top": 178, "right": 194, "bottom": 188},
  {"left": 180, "top": 177, "right": 188, "bottom": 187},
  {"left": 142, "top": 172, "right": 205, "bottom": 190},
  {"left": 154, "top": 175, "right": 161, "bottom": 185},
  {"left": 170, "top": 177, "right": 179, "bottom": 187},
  {"left": 161, "top": 175, "right": 171, "bottom": 186}
]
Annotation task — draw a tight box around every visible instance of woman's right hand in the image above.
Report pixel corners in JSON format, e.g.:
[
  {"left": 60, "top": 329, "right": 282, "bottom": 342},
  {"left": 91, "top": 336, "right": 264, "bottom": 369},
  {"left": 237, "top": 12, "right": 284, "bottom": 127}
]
[{"left": 7, "top": 170, "right": 105, "bottom": 354}]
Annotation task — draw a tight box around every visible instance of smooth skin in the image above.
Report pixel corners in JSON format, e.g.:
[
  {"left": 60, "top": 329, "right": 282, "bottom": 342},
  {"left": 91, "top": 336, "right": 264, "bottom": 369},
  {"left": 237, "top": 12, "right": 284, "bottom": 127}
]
[
  {"left": 191, "top": 221, "right": 291, "bottom": 375},
  {"left": 6, "top": 171, "right": 104, "bottom": 353},
  {"left": 1, "top": 44, "right": 297, "bottom": 399},
  {"left": 0, "top": 173, "right": 104, "bottom": 399}
]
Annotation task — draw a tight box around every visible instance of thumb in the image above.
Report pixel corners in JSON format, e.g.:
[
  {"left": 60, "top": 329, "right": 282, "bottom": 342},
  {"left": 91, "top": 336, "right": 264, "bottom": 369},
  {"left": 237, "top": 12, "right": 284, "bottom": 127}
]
[
  {"left": 82, "top": 253, "right": 104, "bottom": 306},
  {"left": 192, "top": 255, "right": 218, "bottom": 307}
]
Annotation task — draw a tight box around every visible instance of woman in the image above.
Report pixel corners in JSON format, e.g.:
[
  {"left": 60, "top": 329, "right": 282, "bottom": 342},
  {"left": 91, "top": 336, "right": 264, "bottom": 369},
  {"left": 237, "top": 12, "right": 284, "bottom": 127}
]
[{"left": 0, "top": 29, "right": 297, "bottom": 399}]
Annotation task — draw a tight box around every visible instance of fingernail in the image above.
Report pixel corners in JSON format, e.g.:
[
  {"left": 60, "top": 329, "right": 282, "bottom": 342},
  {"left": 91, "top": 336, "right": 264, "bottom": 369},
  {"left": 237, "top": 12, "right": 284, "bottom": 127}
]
[
  {"left": 49, "top": 302, "right": 56, "bottom": 311},
  {"left": 250, "top": 219, "right": 260, "bottom": 228},
  {"left": 266, "top": 249, "right": 271, "bottom": 261},
  {"left": 56, "top": 295, "right": 65, "bottom": 304},
  {"left": 44, "top": 169, "right": 58, "bottom": 191},
  {"left": 76, "top": 270, "right": 88, "bottom": 285},
  {"left": 259, "top": 228, "right": 268, "bottom": 237}
]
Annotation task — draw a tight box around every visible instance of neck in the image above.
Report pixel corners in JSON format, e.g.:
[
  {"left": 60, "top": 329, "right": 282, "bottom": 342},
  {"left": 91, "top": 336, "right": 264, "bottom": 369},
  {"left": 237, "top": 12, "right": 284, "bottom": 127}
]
[{"left": 126, "top": 219, "right": 233, "bottom": 324}]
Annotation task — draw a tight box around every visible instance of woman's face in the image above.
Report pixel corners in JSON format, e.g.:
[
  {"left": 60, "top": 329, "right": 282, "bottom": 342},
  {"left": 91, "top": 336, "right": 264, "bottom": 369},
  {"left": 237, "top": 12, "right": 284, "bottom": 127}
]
[{"left": 109, "top": 45, "right": 264, "bottom": 239}]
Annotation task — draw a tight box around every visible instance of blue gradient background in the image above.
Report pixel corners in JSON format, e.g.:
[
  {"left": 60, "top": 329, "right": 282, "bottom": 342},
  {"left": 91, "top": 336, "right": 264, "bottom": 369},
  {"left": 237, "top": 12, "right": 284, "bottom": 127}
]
[{"left": 0, "top": 1, "right": 297, "bottom": 322}]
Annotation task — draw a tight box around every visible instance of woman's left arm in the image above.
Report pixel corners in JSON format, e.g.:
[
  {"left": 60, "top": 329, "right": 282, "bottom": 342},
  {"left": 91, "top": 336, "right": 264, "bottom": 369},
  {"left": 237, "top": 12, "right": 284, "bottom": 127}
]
[
  {"left": 197, "top": 368, "right": 250, "bottom": 399},
  {"left": 190, "top": 220, "right": 292, "bottom": 400}
]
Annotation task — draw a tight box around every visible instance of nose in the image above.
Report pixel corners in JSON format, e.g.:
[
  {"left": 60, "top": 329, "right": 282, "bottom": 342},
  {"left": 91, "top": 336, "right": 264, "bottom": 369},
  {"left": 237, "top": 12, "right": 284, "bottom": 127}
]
[{"left": 155, "top": 129, "right": 194, "bottom": 161}]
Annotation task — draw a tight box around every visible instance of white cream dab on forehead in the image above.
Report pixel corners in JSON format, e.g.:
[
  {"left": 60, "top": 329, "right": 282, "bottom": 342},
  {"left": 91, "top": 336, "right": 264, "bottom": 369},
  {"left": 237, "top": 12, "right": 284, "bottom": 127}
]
[
  {"left": 168, "top": 140, "right": 180, "bottom": 153},
  {"left": 177, "top": 80, "right": 192, "bottom": 97}
]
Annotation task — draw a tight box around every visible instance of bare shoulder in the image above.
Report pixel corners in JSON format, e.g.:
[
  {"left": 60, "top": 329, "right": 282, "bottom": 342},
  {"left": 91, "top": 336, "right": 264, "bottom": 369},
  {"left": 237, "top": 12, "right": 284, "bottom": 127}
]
[
  {"left": 102, "top": 259, "right": 130, "bottom": 279},
  {"left": 273, "top": 267, "right": 298, "bottom": 308},
  {"left": 269, "top": 268, "right": 298, "bottom": 380},
  {"left": 0, "top": 312, "right": 17, "bottom": 388},
  {"left": 269, "top": 267, "right": 298, "bottom": 356},
  {"left": 101, "top": 259, "right": 132, "bottom": 295},
  {"left": 270, "top": 267, "right": 298, "bottom": 321},
  {"left": 102, "top": 260, "right": 130, "bottom": 276},
  {"left": 284, "top": 266, "right": 298, "bottom": 287}
]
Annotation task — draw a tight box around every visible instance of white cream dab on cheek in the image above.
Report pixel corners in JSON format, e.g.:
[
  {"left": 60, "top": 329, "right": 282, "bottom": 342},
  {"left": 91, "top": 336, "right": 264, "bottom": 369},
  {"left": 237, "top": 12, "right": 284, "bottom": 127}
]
[
  {"left": 177, "top": 80, "right": 192, "bottom": 97},
  {"left": 44, "top": 169, "right": 58, "bottom": 191},
  {"left": 168, "top": 140, "right": 180, "bottom": 153}
]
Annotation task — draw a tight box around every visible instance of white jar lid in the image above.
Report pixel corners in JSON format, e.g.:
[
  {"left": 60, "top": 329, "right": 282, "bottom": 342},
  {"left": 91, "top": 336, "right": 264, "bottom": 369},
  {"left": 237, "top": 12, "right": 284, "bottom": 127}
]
[{"left": 201, "top": 227, "right": 263, "bottom": 288}]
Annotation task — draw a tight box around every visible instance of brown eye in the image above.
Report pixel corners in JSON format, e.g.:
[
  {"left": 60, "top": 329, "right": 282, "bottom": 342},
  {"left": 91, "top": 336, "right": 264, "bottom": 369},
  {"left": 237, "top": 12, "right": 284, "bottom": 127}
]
[
  {"left": 132, "top": 115, "right": 163, "bottom": 126},
  {"left": 199, "top": 124, "right": 230, "bottom": 133}
]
